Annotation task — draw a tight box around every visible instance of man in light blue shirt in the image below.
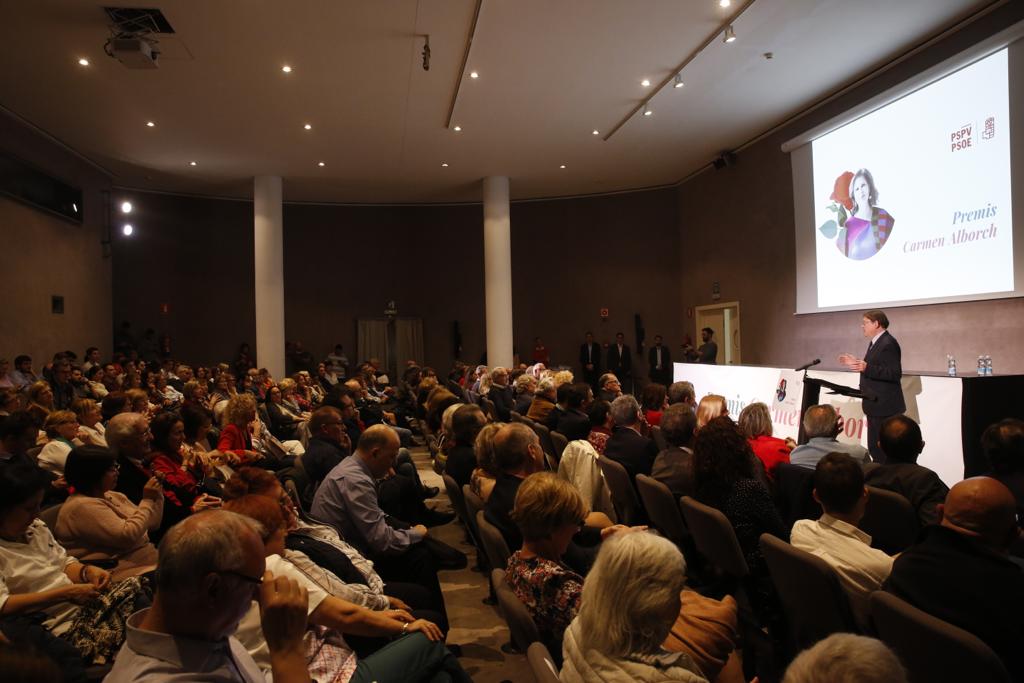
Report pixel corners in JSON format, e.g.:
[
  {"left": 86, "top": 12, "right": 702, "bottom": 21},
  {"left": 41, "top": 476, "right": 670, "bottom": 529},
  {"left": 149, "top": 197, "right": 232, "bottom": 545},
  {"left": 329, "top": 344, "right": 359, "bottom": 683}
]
[{"left": 791, "top": 404, "right": 872, "bottom": 469}]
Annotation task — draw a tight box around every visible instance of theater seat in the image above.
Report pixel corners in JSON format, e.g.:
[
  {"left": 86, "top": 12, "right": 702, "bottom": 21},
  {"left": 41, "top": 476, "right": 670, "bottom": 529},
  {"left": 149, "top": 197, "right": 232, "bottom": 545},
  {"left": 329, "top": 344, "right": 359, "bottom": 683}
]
[
  {"left": 527, "top": 641, "right": 560, "bottom": 683},
  {"left": 597, "top": 454, "right": 646, "bottom": 526},
  {"left": 493, "top": 568, "right": 541, "bottom": 654},
  {"left": 860, "top": 486, "right": 918, "bottom": 555}
]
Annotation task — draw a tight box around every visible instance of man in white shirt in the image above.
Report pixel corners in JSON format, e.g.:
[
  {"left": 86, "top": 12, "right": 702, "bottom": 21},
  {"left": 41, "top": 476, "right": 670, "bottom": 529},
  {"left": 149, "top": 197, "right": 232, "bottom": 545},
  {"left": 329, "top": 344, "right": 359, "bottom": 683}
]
[{"left": 791, "top": 452, "right": 894, "bottom": 627}]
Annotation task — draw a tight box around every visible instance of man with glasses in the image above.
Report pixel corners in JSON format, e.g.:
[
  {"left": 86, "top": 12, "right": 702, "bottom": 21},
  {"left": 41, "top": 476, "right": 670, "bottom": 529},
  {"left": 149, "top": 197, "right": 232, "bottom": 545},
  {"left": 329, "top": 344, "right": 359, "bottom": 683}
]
[
  {"left": 106, "top": 510, "right": 310, "bottom": 682},
  {"left": 304, "top": 406, "right": 352, "bottom": 487}
]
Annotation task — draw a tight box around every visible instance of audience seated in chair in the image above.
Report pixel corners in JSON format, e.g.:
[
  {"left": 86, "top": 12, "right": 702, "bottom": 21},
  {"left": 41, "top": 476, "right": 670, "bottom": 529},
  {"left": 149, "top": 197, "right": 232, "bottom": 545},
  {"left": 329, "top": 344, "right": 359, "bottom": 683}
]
[
  {"left": 302, "top": 406, "right": 353, "bottom": 488},
  {"left": 668, "top": 381, "right": 697, "bottom": 411},
  {"left": 444, "top": 404, "right": 488, "bottom": 489},
  {"left": 524, "top": 377, "right": 555, "bottom": 425},
  {"left": 864, "top": 415, "right": 948, "bottom": 526},
  {"left": 604, "top": 395, "right": 658, "bottom": 480},
  {"left": 513, "top": 374, "right": 537, "bottom": 416},
  {"left": 488, "top": 367, "right": 515, "bottom": 422},
  {"left": 0, "top": 411, "right": 39, "bottom": 469},
  {"left": 585, "top": 399, "right": 613, "bottom": 456},
  {"left": 695, "top": 394, "right": 728, "bottom": 431},
  {"left": 37, "top": 410, "right": 80, "bottom": 476},
  {"left": 148, "top": 412, "right": 221, "bottom": 535},
  {"left": 790, "top": 452, "right": 894, "bottom": 627},
  {"left": 790, "top": 404, "right": 871, "bottom": 469},
  {"left": 470, "top": 422, "right": 501, "bottom": 503},
  {"left": 640, "top": 383, "right": 668, "bottom": 427},
  {"left": 104, "top": 510, "right": 311, "bottom": 682},
  {"left": 782, "top": 633, "right": 906, "bottom": 683},
  {"left": 738, "top": 402, "right": 793, "bottom": 482},
  {"left": 651, "top": 403, "right": 697, "bottom": 498},
  {"left": 555, "top": 383, "right": 593, "bottom": 442},
  {"left": 0, "top": 463, "right": 147, "bottom": 671},
  {"left": 561, "top": 532, "right": 709, "bottom": 683},
  {"left": 71, "top": 398, "right": 107, "bottom": 448},
  {"left": 54, "top": 445, "right": 163, "bottom": 581},
  {"left": 883, "top": 476, "right": 1024, "bottom": 681},
  {"left": 224, "top": 495, "right": 469, "bottom": 682},
  {"left": 596, "top": 373, "right": 622, "bottom": 404},
  {"left": 984, "top": 418, "right": 1024, "bottom": 528}
]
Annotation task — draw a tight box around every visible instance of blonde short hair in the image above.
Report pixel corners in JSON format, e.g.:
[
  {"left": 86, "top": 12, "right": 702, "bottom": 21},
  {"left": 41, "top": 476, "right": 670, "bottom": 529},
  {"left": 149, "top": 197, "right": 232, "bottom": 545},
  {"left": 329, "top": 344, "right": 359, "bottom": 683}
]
[
  {"left": 277, "top": 378, "right": 297, "bottom": 394},
  {"left": 224, "top": 393, "right": 257, "bottom": 427},
  {"left": 511, "top": 472, "right": 588, "bottom": 542},
  {"left": 71, "top": 398, "right": 98, "bottom": 421},
  {"left": 552, "top": 370, "right": 574, "bottom": 387},
  {"left": 474, "top": 422, "right": 502, "bottom": 477},
  {"left": 696, "top": 394, "right": 728, "bottom": 430}
]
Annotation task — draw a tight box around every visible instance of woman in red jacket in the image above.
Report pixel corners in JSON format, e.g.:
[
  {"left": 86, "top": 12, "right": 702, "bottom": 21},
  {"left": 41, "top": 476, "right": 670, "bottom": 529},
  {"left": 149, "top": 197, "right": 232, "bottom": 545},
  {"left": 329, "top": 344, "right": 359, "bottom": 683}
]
[{"left": 738, "top": 402, "right": 793, "bottom": 482}]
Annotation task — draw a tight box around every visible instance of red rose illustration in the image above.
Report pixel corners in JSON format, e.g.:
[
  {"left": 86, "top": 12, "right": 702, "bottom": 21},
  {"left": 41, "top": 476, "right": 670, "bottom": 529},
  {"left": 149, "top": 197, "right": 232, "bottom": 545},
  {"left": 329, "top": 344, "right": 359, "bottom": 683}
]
[{"left": 830, "top": 171, "right": 854, "bottom": 210}]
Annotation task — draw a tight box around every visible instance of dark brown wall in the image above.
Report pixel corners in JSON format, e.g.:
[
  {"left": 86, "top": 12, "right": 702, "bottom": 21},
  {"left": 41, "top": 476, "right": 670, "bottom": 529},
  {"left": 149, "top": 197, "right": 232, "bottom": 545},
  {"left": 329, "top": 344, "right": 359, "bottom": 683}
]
[
  {"left": 1, "top": 111, "right": 113, "bottom": 366},
  {"left": 677, "top": 3, "right": 1024, "bottom": 374},
  {"left": 110, "top": 187, "right": 681, "bottom": 378}
]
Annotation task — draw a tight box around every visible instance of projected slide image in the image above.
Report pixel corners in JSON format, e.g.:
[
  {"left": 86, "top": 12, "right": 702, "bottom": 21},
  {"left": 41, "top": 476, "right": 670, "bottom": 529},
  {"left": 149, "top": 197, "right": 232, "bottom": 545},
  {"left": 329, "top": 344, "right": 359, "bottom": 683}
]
[
  {"left": 822, "top": 168, "right": 895, "bottom": 261},
  {"left": 812, "top": 49, "right": 1012, "bottom": 309}
]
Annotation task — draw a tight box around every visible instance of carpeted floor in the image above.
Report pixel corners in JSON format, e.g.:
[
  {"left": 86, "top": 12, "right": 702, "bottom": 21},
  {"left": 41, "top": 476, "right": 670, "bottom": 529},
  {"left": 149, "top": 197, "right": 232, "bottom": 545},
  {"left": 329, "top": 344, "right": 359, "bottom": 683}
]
[{"left": 411, "top": 446, "right": 535, "bottom": 683}]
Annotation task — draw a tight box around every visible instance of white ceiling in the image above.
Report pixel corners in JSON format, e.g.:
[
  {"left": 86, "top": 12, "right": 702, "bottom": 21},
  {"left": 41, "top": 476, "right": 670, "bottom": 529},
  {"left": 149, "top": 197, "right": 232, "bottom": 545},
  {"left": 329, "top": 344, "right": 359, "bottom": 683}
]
[{"left": 0, "top": 0, "right": 993, "bottom": 203}]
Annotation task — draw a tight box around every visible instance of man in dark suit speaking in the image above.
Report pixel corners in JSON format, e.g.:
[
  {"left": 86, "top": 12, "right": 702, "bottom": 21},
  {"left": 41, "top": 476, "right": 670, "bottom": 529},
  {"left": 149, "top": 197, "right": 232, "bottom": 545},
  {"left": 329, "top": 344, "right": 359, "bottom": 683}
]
[{"left": 839, "top": 309, "right": 905, "bottom": 462}]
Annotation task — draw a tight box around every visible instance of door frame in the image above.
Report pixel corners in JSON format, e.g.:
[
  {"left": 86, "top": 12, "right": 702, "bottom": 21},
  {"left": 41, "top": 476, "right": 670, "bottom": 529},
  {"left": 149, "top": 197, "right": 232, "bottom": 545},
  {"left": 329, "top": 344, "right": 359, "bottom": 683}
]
[{"left": 694, "top": 301, "right": 741, "bottom": 365}]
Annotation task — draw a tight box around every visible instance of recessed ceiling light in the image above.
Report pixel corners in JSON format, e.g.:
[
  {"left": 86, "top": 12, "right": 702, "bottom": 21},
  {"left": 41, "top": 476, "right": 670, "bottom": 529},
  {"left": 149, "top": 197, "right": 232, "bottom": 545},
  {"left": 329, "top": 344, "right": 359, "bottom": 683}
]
[
  {"left": 453, "top": 125, "right": 462, "bottom": 132},
  {"left": 441, "top": 162, "right": 449, "bottom": 167},
  {"left": 641, "top": 79, "right": 651, "bottom": 87},
  {"left": 303, "top": 123, "right": 312, "bottom": 130},
  {"left": 282, "top": 65, "right": 292, "bottom": 73},
  {"left": 121, "top": 201, "right": 133, "bottom": 214},
  {"left": 77, "top": 57, "right": 89, "bottom": 66},
  {"left": 643, "top": 104, "right": 653, "bottom": 117},
  {"left": 673, "top": 75, "right": 685, "bottom": 89},
  {"left": 317, "top": 161, "right": 325, "bottom": 167},
  {"left": 592, "top": 130, "right": 600, "bottom": 135},
  {"left": 189, "top": 161, "right": 197, "bottom": 166},
  {"left": 122, "top": 224, "right": 133, "bottom": 236},
  {"left": 470, "top": 71, "right": 479, "bottom": 79},
  {"left": 559, "top": 165, "right": 566, "bottom": 169},
  {"left": 146, "top": 121, "right": 155, "bottom": 127},
  {"left": 724, "top": 25, "right": 737, "bottom": 43},
  {"left": 719, "top": 0, "right": 731, "bottom": 7}
]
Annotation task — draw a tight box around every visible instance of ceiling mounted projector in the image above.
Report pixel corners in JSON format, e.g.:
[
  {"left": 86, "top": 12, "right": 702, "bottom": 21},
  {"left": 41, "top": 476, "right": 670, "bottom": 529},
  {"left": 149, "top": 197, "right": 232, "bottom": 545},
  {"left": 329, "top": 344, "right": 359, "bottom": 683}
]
[{"left": 108, "top": 36, "right": 159, "bottom": 68}]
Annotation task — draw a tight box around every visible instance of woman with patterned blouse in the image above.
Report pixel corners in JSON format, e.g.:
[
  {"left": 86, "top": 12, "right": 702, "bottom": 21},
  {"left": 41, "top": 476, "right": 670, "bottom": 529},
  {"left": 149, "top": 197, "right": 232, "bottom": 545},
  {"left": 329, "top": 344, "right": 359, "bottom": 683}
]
[{"left": 504, "top": 472, "right": 588, "bottom": 661}]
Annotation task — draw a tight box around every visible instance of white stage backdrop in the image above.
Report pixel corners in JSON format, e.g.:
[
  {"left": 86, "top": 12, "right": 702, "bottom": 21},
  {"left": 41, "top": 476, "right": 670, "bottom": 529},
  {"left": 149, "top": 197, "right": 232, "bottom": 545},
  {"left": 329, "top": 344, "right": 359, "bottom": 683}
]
[{"left": 674, "top": 363, "right": 965, "bottom": 486}]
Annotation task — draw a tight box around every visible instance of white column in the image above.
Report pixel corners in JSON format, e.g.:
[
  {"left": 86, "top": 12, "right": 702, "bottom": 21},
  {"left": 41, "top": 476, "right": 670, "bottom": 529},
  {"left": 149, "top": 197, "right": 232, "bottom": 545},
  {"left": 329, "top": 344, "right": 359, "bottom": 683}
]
[
  {"left": 483, "top": 176, "right": 513, "bottom": 368},
  {"left": 254, "top": 175, "right": 286, "bottom": 380}
]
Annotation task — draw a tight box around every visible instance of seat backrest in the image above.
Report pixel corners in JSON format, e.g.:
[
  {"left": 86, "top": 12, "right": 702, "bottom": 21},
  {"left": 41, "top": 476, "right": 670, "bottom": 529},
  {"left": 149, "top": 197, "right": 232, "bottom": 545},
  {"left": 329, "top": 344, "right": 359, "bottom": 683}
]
[
  {"left": 774, "top": 463, "right": 820, "bottom": 527},
  {"left": 510, "top": 411, "right": 524, "bottom": 424},
  {"left": 679, "top": 496, "right": 749, "bottom": 578},
  {"left": 492, "top": 569, "right": 541, "bottom": 651},
  {"left": 38, "top": 504, "right": 62, "bottom": 529},
  {"left": 650, "top": 425, "right": 668, "bottom": 452},
  {"left": 463, "top": 485, "right": 485, "bottom": 533},
  {"left": 549, "top": 431, "right": 569, "bottom": 460},
  {"left": 870, "top": 591, "right": 1011, "bottom": 683},
  {"left": 860, "top": 486, "right": 919, "bottom": 555},
  {"left": 597, "top": 454, "right": 645, "bottom": 526},
  {"left": 531, "top": 423, "right": 559, "bottom": 464},
  {"left": 635, "top": 474, "right": 689, "bottom": 546},
  {"left": 759, "top": 533, "right": 858, "bottom": 648},
  {"left": 477, "top": 509, "right": 512, "bottom": 569},
  {"left": 443, "top": 473, "right": 469, "bottom": 525},
  {"left": 527, "top": 641, "right": 561, "bottom": 683},
  {"left": 479, "top": 396, "right": 498, "bottom": 422}
]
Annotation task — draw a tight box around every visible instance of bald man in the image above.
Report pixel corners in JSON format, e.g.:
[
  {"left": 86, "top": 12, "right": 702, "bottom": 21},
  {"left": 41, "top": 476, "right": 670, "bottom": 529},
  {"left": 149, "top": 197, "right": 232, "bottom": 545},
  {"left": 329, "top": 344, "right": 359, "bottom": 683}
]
[{"left": 884, "top": 477, "right": 1024, "bottom": 680}]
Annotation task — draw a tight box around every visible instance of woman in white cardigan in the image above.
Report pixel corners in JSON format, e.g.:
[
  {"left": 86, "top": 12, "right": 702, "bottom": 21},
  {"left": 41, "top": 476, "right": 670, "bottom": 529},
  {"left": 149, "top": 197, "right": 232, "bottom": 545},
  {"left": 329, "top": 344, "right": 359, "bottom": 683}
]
[
  {"left": 561, "top": 532, "right": 708, "bottom": 683},
  {"left": 54, "top": 445, "right": 163, "bottom": 580}
]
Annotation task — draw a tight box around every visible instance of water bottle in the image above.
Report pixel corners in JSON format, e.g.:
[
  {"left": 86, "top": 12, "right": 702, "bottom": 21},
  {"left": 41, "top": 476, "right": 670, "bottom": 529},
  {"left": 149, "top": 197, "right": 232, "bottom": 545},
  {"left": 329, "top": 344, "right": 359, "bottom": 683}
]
[
  {"left": 977, "top": 356, "right": 984, "bottom": 376},
  {"left": 984, "top": 355, "right": 993, "bottom": 376},
  {"left": 947, "top": 354, "right": 957, "bottom": 377}
]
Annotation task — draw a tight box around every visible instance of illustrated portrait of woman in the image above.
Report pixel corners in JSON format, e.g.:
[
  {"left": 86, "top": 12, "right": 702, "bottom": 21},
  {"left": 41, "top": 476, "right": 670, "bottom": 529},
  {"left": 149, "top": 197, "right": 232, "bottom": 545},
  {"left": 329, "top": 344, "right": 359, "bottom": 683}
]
[{"left": 836, "top": 168, "right": 894, "bottom": 260}]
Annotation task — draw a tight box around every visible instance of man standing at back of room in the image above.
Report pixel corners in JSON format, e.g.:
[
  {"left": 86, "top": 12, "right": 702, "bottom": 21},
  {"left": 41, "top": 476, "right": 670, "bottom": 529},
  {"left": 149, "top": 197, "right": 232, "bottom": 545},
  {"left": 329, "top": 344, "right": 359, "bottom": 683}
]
[
  {"left": 607, "top": 332, "right": 632, "bottom": 395},
  {"left": 648, "top": 335, "right": 672, "bottom": 387},
  {"left": 839, "top": 309, "right": 904, "bottom": 462},
  {"left": 579, "top": 332, "right": 602, "bottom": 389}
]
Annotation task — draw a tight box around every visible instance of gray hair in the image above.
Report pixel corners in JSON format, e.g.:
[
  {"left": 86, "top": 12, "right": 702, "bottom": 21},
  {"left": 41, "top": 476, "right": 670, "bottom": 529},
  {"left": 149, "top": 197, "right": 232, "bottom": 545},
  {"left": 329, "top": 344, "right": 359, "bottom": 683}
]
[
  {"left": 106, "top": 412, "right": 146, "bottom": 456},
  {"left": 783, "top": 634, "right": 906, "bottom": 683},
  {"left": 577, "top": 532, "right": 686, "bottom": 657},
  {"left": 537, "top": 377, "right": 556, "bottom": 395},
  {"left": 660, "top": 403, "right": 697, "bottom": 447},
  {"left": 609, "top": 395, "right": 641, "bottom": 427},
  {"left": 668, "top": 381, "right": 695, "bottom": 405},
  {"left": 514, "top": 374, "right": 536, "bottom": 394},
  {"left": 803, "top": 404, "right": 839, "bottom": 439},
  {"left": 156, "top": 510, "right": 263, "bottom": 596}
]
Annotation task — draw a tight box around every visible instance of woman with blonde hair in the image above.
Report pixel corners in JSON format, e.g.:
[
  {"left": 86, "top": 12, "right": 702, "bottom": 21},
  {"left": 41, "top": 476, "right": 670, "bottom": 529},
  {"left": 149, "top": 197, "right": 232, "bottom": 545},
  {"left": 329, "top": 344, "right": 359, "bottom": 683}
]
[
  {"left": 37, "top": 410, "right": 80, "bottom": 475},
  {"left": 471, "top": 422, "right": 502, "bottom": 501},
  {"left": 562, "top": 532, "right": 708, "bottom": 682},
  {"left": 216, "top": 392, "right": 262, "bottom": 463},
  {"left": 71, "top": 398, "right": 107, "bottom": 447},
  {"left": 695, "top": 394, "right": 728, "bottom": 430}
]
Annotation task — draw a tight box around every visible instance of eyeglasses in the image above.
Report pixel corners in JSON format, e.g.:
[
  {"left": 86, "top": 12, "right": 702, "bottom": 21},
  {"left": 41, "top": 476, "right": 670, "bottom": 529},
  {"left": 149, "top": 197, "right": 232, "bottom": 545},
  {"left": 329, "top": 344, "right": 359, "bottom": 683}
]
[{"left": 218, "top": 570, "right": 264, "bottom": 586}]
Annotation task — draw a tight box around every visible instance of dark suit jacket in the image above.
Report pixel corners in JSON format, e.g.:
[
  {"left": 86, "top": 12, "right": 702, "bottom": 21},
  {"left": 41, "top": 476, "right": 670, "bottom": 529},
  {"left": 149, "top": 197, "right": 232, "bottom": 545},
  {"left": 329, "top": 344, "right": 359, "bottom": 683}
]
[
  {"left": 556, "top": 410, "right": 591, "bottom": 442},
  {"left": 864, "top": 462, "right": 948, "bottom": 526},
  {"left": 648, "top": 345, "right": 672, "bottom": 381},
  {"left": 884, "top": 525, "right": 1024, "bottom": 681},
  {"left": 445, "top": 444, "right": 477, "bottom": 490},
  {"left": 860, "top": 330, "right": 905, "bottom": 417},
  {"left": 489, "top": 385, "right": 515, "bottom": 422},
  {"left": 304, "top": 436, "right": 348, "bottom": 487},
  {"left": 604, "top": 426, "right": 658, "bottom": 479},
  {"left": 514, "top": 393, "right": 533, "bottom": 416},
  {"left": 607, "top": 344, "right": 632, "bottom": 378},
  {"left": 579, "top": 342, "right": 602, "bottom": 373}
]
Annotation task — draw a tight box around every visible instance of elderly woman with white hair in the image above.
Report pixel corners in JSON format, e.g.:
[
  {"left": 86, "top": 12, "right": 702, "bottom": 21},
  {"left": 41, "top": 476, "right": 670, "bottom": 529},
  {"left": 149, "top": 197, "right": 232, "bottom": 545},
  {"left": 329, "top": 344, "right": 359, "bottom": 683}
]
[
  {"left": 561, "top": 532, "right": 708, "bottom": 683},
  {"left": 527, "top": 376, "right": 557, "bottom": 424}
]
